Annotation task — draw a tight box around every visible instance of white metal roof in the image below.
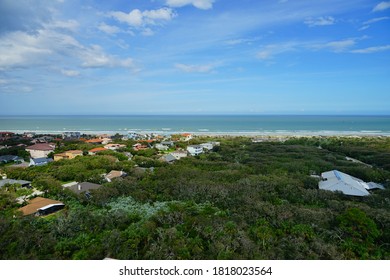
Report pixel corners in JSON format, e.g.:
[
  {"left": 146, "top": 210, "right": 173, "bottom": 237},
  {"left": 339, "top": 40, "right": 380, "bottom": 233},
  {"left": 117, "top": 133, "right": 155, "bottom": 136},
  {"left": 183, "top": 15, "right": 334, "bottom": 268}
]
[{"left": 319, "top": 170, "right": 370, "bottom": 196}]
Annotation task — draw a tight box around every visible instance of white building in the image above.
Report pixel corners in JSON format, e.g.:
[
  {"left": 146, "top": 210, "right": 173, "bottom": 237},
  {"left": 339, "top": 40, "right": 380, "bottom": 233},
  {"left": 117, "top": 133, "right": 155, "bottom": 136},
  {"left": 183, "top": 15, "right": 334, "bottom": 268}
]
[
  {"left": 187, "top": 145, "right": 203, "bottom": 156},
  {"left": 170, "top": 150, "right": 188, "bottom": 160},
  {"left": 26, "top": 143, "right": 55, "bottom": 159},
  {"left": 155, "top": 144, "right": 169, "bottom": 151},
  {"left": 104, "top": 143, "right": 126, "bottom": 150},
  {"left": 318, "top": 170, "right": 383, "bottom": 196}
]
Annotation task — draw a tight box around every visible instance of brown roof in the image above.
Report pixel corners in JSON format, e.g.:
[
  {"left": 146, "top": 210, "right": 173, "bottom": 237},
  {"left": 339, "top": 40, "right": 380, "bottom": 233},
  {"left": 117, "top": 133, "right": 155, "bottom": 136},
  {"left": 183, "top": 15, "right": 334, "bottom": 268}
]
[
  {"left": 106, "top": 170, "right": 124, "bottom": 180},
  {"left": 19, "top": 197, "right": 63, "bottom": 216},
  {"left": 66, "top": 150, "right": 83, "bottom": 154},
  {"left": 26, "top": 143, "right": 55, "bottom": 151},
  {"left": 86, "top": 139, "right": 103, "bottom": 143},
  {"left": 89, "top": 147, "right": 107, "bottom": 153}
]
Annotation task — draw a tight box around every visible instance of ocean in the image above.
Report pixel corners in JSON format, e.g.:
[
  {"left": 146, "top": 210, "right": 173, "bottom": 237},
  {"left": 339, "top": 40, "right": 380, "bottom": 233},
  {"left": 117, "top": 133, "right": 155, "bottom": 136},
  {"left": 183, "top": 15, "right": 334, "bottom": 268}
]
[{"left": 0, "top": 115, "right": 390, "bottom": 136}]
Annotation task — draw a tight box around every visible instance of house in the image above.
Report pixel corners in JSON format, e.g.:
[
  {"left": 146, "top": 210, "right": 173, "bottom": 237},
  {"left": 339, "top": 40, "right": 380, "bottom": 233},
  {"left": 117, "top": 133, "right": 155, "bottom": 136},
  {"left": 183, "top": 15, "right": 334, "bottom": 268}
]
[
  {"left": 29, "top": 157, "right": 53, "bottom": 166},
  {"left": 54, "top": 150, "right": 83, "bottom": 161},
  {"left": 0, "top": 155, "right": 24, "bottom": 164},
  {"left": 32, "top": 136, "right": 54, "bottom": 143},
  {"left": 88, "top": 147, "right": 108, "bottom": 155},
  {"left": 155, "top": 143, "right": 169, "bottom": 151},
  {"left": 104, "top": 143, "right": 126, "bottom": 150},
  {"left": 66, "top": 182, "right": 102, "bottom": 198},
  {"left": 26, "top": 143, "right": 55, "bottom": 158},
  {"left": 19, "top": 197, "right": 64, "bottom": 216},
  {"left": 132, "top": 143, "right": 148, "bottom": 151},
  {"left": 318, "top": 170, "right": 384, "bottom": 196},
  {"left": 62, "top": 132, "right": 81, "bottom": 140},
  {"left": 125, "top": 132, "right": 143, "bottom": 140},
  {"left": 105, "top": 170, "right": 127, "bottom": 182},
  {"left": 0, "top": 132, "right": 15, "bottom": 140},
  {"left": 85, "top": 139, "right": 104, "bottom": 144},
  {"left": 187, "top": 145, "right": 203, "bottom": 156},
  {"left": 161, "top": 141, "right": 175, "bottom": 147},
  {"left": 101, "top": 138, "right": 113, "bottom": 145},
  {"left": 0, "top": 179, "right": 31, "bottom": 189},
  {"left": 162, "top": 154, "right": 177, "bottom": 163},
  {"left": 181, "top": 133, "right": 193, "bottom": 141},
  {"left": 170, "top": 150, "right": 188, "bottom": 160}
]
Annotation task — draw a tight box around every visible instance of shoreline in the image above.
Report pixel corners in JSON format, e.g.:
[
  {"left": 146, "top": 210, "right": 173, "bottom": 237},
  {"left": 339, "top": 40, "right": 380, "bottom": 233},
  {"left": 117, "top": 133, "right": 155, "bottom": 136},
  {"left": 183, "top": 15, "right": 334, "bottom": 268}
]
[{"left": 3, "top": 129, "right": 390, "bottom": 138}]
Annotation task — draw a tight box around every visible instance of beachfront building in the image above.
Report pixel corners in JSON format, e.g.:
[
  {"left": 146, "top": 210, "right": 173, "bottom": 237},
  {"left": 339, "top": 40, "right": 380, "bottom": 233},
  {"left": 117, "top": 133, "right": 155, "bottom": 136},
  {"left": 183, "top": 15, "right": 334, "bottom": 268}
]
[
  {"left": 54, "top": 150, "right": 83, "bottom": 161},
  {"left": 187, "top": 145, "right": 203, "bottom": 156},
  {"left": 318, "top": 170, "right": 384, "bottom": 196},
  {"left": 26, "top": 143, "right": 55, "bottom": 158},
  {"left": 62, "top": 132, "right": 81, "bottom": 140},
  {"left": 0, "top": 132, "right": 15, "bottom": 141},
  {"left": 181, "top": 133, "right": 193, "bottom": 141}
]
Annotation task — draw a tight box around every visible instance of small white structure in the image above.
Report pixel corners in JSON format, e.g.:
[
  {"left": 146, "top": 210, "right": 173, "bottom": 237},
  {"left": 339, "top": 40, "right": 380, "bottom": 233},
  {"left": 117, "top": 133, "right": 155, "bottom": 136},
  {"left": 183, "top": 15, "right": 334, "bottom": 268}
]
[
  {"left": 318, "top": 170, "right": 383, "bottom": 196},
  {"left": 187, "top": 145, "right": 203, "bottom": 156},
  {"left": 170, "top": 150, "right": 188, "bottom": 160},
  {"left": 104, "top": 143, "right": 126, "bottom": 150},
  {"left": 155, "top": 144, "right": 169, "bottom": 151}
]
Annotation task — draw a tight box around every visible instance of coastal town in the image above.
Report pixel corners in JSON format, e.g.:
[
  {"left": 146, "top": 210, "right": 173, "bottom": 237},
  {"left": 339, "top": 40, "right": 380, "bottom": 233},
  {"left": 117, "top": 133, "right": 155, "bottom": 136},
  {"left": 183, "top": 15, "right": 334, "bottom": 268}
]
[
  {"left": 1, "top": 130, "right": 222, "bottom": 216},
  {"left": 0, "top": 129, "right": 389, "bottom": 260}
]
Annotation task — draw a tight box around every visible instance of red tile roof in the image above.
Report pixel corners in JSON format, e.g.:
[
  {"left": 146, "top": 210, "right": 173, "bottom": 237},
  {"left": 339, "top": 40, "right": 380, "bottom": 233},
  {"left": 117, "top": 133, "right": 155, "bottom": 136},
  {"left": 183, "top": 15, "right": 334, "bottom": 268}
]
[
  {"left": 85, "top": 139, "right": 103, "bottom": 143},
  {"left": 89, "top": 147, "right": 107, "bottom": 153}
]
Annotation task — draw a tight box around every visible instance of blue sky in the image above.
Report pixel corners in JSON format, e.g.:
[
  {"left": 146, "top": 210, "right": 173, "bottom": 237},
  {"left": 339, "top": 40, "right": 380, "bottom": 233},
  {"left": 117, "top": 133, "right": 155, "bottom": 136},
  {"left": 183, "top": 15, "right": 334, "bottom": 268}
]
[{"left": 0, "top": 0, "right": 389, "bottom": 115}]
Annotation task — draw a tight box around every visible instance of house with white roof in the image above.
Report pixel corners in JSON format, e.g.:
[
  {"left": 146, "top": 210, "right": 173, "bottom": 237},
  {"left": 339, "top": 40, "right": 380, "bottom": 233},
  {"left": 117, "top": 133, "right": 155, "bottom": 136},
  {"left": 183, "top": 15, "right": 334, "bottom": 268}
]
[
  {"left": 187, "top": 145, "right": 203, "bottom": 156},
  {"left": 318, "top": 170, "right": 384, "bottom": 196}
]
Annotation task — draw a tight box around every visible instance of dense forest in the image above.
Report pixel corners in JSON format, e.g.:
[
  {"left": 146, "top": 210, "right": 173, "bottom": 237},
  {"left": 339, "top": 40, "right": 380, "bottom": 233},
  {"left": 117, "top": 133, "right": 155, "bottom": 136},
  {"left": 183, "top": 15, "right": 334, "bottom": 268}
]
[{"left": 1, "top": 136, "right": 389, "bottom": 260}]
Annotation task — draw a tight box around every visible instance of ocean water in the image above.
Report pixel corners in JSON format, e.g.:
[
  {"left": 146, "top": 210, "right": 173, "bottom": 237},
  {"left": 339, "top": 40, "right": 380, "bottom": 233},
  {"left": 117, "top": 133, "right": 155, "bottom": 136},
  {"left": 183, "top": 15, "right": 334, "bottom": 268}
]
[{"left": 0, "top": 115, "right": 389, "bottom": 136}]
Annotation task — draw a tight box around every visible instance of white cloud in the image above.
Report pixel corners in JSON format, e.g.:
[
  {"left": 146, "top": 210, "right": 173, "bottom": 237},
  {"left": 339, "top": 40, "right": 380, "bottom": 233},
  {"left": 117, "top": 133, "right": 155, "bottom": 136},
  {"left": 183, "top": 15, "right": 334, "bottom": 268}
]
[
  {"left": 0, "top": 28, "right": 135, "bottom": 70},
  {"left": 322, "top": 39, "right": 356, "bottom": 52},
  {"left": 61, "top": 69, "right": 80, "bottom": 77},
  {"left": 110, "top": 9, "right": 143, "bottom": 27},
  {"left": 0, "top": 30, "right": 54, "bottom": 69},
  {"left": 363, "top": 16, "right": 390, "bottom": 24},
  {"left": 175, "top": 63, "right": 217, "bottom": 73},
  {"left": 373, "top": 1, "right": 390, "bottom": 12},
  {"left": 80, "top": 45, "right": 134, "bottom": 68},
  {"left": 256, "top": 42, "right": 298, "bottom": 60},
  {"left": 256, "top": 37, "right": 364, "bottom": 61},
  {"left": 351, "top": 45, "right": 390, "bottom": 54},
  {"left": 304, "top": 16, "right": 335, "bottom": 27},
  {"left": 359, "top": 25, "right": 370, "bottom": 31},
  {"left": 225, "top": 37, "right": 260, "bottom": 46},
  {"left": 166, "top": 0, "right": 214, "bottom": 10},
  {"left": 98, "top": 22, "right": 120, "bottom": 34},
  {"left": 109, "top": 7, "right": 176, "bottom": 28},
  {"left": 46, "top": 20, "right": 79, "bottom": 32},
  {"left": 360, "top": 17, "right": 389, "bottom": 30}
]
